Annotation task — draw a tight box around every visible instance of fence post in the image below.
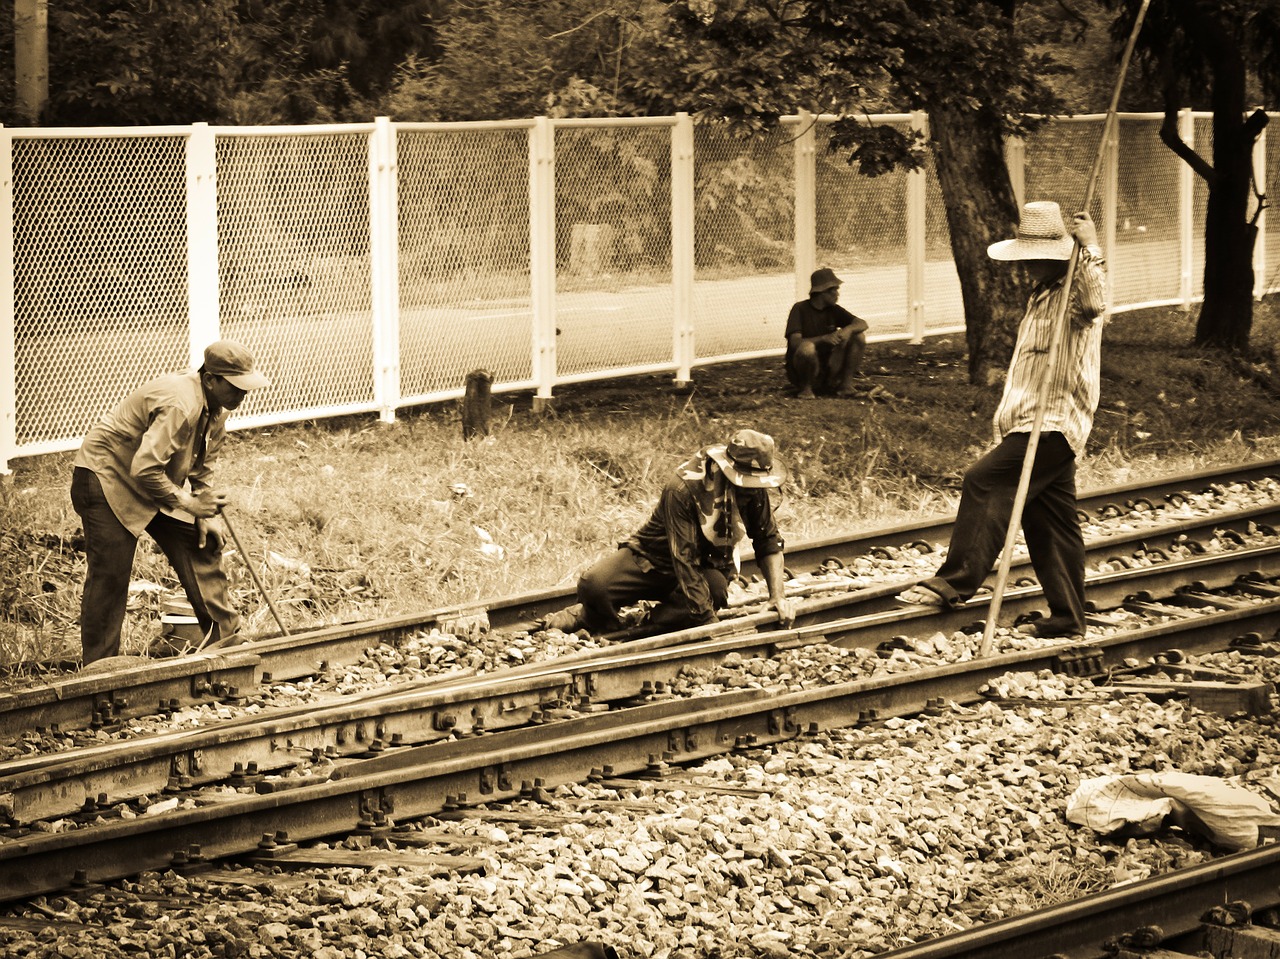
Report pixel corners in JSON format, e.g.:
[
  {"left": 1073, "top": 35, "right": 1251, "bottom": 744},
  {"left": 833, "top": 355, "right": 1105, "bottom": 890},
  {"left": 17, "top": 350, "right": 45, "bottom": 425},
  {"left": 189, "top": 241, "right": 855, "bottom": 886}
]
[
  {"left": 185, "top": 122, "right": 221, "bottom": 367},
  {"left": 529, "top": 116, "right": 557, "bottom": 411},
  {"left": 1179, "top": 108, "right": 1195, "bottom": 310},
  {"left": 793, "top": 110, "right": 817, "bottom": 301},
  {"left": 1253, "top": 107, "right": 1268, "bottom": 300},
  {"left": 1004, "top": 135, "right": 1026, "bottom": 210},
  {"left": 0, "top": 125, "right": 14, "bottom": 474},
  {"left": 1101, "top": 113, "right": 1120, "bottom": 312},
  {"left": 671, "top": 112, "right": 695, "bottom": 386},
  {"left": 369, "top": 116, "right": 401, "bottom": 423},
  {"left": 907, "top": 111, "right": 928, "bottom": 343}
]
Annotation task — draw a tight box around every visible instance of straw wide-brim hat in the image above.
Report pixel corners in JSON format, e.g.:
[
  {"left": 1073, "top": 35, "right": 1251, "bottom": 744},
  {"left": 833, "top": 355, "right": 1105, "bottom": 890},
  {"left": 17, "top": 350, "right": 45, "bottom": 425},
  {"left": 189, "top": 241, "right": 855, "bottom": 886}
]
[
  {"left": 705, "top": 429, "right": 787, "bottom": 489},
  {"left": 987, "top": 201, "right": 1075, "bottom": 261}
]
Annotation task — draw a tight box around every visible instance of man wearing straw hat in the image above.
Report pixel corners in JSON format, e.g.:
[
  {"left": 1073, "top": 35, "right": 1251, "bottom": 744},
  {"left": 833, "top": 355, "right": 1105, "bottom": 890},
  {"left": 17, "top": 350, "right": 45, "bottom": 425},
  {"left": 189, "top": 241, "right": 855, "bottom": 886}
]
[
  {"left": 897, "top": 202, "right": 1105, "bottom": 640},
  {"left": 539, "top": 429, "right": 797, "bottom": 636},
  {"left": 70, "top": 340, "right": 271, "bottom": 665}
]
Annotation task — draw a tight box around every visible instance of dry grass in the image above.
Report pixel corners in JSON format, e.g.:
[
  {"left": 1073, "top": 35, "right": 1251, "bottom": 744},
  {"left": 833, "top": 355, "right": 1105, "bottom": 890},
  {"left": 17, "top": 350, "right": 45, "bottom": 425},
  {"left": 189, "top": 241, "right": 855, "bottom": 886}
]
[{"left": 4, "top": 298, "right": 1280, "bottom": 665}]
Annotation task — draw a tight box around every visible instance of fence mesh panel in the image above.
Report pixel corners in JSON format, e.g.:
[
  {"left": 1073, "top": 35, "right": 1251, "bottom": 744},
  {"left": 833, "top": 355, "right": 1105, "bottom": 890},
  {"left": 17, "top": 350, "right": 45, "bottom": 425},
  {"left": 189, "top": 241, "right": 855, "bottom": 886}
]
[
  {"left": 1265, "top": 117, "right": 1279, "bottom": 294},
  {"left": 11, "top": 135, "right": 189, "bottom": 444},
  {"left": 817, "top": 118, "right": 911, "bottom": 337},
  {"left": 397, "top": 126, "right": 533, "bottom": 397},
  {"left": 692, "top": 122, "right": 794, "bottom": 360},
  {"left": 1191, "top": 116, "right": 1214, "bottom": 301},
  {"left": 554, "top": 124, "right": 674, "bottom": 377},
  {"left": 215, "top": 132, "right": 374, "bottom": 417},
  {"left": 922, "top": 148, "right": 965, "bottom": 335},
  {"left": 6, "top": 112, "right": 1270, "bottom": 466}
]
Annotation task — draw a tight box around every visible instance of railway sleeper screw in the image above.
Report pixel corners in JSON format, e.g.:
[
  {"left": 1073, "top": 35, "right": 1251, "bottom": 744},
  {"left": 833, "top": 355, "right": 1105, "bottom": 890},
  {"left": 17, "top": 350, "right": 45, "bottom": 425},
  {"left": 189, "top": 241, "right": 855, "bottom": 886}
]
[
  {"left": 252, "top": 832, "right": 299, "bottom": 860},
  {"left": 588, "top": 767, "right": 604, "bottom": 782},
  {"left": 531, "top": 779, "right": 552, "bottom": 804}
]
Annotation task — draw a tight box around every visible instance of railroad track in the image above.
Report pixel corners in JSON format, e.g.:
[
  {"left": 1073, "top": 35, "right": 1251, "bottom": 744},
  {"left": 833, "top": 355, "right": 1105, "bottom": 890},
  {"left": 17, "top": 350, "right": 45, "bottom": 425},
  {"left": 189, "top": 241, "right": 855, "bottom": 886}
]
[
  {"left": 3, "top": 459, "right": 1280, "bottom": 954},
  {"left": 4, "top": 458, "right": 1280, "bottom": 741},
  {"left": 877, "top": 862, "right": 1280, "bottom": 959}
]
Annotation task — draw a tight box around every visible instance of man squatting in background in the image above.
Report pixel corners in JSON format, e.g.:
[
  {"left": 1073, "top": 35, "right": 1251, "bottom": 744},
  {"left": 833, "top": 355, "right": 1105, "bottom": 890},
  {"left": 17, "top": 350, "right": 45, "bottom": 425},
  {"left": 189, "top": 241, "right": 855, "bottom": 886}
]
[{"left": 785, "top": 267, "right": 869, "bottom": 399}]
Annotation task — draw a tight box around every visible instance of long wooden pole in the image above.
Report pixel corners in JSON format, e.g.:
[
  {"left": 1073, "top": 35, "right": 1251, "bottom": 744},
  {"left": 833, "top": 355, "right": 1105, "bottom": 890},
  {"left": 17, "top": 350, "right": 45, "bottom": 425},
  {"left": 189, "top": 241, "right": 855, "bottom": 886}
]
[{"left": 978, "top": 0, "right": 1152, "bottom": 657}]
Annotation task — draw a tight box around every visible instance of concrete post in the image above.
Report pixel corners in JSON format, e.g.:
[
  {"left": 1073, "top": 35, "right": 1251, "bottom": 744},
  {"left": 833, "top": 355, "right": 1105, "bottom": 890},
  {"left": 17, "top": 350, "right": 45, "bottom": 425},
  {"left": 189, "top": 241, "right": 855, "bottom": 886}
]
[
  {"left": 369, "top": 116, "right": 401, "bottom": 423},
  {"left": 671, "top": 112, "right": 695, "bottom": 386},
  {"left": 185, "top": 123, "right": 221, "bottom": 368},
  {"left": 529, "top": 117, "right": 557, "bottom": 411}
]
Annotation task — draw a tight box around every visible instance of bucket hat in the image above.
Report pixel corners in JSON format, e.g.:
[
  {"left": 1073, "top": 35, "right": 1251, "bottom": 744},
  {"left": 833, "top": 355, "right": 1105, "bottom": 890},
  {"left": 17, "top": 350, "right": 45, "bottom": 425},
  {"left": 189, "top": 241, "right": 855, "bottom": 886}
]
[
  {"left": 809, "top": 267, "right": 842, "bottom": 294},
  {"left": 987, "top": 201, "right": 1075, "bottom": 261},
  {"left": 203, "top": 340, "right": 271, "bottom": 390},
  {"left": 706, "top": 429, "right": 787, "bottom": 488}
]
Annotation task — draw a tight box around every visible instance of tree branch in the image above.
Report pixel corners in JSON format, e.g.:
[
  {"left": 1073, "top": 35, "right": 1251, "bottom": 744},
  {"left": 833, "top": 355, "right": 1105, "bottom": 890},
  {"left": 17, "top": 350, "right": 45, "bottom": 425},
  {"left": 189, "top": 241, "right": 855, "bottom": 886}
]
[
  {"left": 1244, "top": 107, "right": 1270, "bottom": 141},
  {"left": 1159, "top": 108, "right": 1215, "bottom": 184}
]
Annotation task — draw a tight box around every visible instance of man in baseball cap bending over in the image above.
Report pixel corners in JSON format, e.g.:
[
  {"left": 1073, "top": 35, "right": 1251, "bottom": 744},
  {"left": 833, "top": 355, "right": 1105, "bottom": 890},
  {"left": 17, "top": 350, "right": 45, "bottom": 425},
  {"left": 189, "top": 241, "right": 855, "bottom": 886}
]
[
  {"left": 71, "top": 339, "right": 271, "bottom": 665},
  {"left": 539, "top": 429, "right": 797, "bottom": 637}
]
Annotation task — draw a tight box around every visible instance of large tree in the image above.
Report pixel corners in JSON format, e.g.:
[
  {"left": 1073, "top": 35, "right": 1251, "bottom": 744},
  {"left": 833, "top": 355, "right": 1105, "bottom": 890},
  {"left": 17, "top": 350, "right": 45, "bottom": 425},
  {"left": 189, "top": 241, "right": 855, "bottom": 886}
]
[
  {"left": 1109, "top": 0, "right": 1279, "bottom": 353},
  {"left": 640, "top": 0, "right": 1097, "bottom": 384}
]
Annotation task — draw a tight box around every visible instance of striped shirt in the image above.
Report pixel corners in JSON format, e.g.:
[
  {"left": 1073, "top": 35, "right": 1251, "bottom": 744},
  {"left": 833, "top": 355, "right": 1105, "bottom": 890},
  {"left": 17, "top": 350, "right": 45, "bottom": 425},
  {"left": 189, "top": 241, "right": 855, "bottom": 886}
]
[{"left": 993, "top": 246, "right": 1108, "bottom": 455}]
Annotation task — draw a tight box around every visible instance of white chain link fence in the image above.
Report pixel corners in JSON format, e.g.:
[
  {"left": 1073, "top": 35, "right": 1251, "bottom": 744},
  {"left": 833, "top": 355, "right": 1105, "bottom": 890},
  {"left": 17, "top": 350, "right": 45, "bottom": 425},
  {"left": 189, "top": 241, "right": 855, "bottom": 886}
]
[{"left": 2, "top": 110, "right": 1275, "bottom": 470}]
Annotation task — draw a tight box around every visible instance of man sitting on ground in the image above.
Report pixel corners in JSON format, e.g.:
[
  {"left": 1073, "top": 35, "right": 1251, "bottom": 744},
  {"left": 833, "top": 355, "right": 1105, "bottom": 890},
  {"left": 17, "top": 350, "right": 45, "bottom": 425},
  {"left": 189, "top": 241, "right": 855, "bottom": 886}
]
[
  {"left": 785, "top": 267, "right": 869, "bottom": 399},
  {"left": 539, "top": 429, "right": 797, "bottom": 636}
]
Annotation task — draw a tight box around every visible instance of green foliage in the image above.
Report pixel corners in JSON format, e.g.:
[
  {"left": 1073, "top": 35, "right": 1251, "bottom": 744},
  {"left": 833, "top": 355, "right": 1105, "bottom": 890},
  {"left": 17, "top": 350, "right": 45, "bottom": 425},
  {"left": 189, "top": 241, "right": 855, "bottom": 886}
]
[
  {"left": 642, "top": 0, "right": 1065, "bottom": 173},
  {"left": 45, "top": 0, "right": 241, "bottom": 125},
  {"left": 1108, "top": 0, "right": 1280, "bottom": 110},
  {"left": 382, "top": 0, "right": 666, "bottom": 121}
]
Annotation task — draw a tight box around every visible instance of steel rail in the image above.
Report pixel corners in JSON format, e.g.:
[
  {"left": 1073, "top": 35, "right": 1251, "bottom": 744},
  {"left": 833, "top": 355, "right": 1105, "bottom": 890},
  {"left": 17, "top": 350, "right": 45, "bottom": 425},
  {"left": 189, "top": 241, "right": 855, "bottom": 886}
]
[
  {"left": 0, "top": 501, "right": 1276, "bottom": 816},
  {"left": 872, "top": 841, "right": 1280, "bottom": 959},
  {"left": 2, "top": 556, "right": 1279, "bottom": 902},
  {"left": 3, "top": 463, "right": 1278, "bottom": 744},
  {"left": 3, "top": 531, "right": 1279, "bottom": 824}
]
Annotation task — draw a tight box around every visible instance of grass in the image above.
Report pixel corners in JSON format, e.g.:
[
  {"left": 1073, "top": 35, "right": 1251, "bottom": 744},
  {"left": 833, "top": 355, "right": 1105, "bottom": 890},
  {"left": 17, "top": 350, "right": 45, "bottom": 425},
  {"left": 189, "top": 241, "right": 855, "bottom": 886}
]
[{"left": 4, "top": 298, "right": 1280, "bottom": 666}]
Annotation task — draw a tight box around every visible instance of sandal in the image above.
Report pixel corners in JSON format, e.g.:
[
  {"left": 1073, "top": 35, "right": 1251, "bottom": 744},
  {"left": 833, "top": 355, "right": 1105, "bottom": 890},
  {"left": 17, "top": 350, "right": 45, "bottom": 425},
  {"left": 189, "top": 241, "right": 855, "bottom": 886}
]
[{"left": 895, "top": 584, "right": 946, "bottom": 607}]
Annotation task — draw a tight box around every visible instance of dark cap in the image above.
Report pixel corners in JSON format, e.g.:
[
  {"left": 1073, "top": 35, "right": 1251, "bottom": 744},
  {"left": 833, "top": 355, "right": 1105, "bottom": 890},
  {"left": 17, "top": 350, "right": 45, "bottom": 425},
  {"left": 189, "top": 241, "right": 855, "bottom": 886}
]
[{"left": 203, "top": 340, "right": 270, "bottom": 390}]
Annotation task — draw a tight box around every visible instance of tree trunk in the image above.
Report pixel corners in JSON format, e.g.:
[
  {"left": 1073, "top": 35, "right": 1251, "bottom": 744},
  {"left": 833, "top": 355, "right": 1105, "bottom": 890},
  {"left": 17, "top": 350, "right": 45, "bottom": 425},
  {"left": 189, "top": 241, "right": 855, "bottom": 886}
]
[
  {"left": 1191, "top": 30, "right": 1259, "bottom": 350},
  {"left": 929, "top": 102, "right": 1029, "bottom": 385}
]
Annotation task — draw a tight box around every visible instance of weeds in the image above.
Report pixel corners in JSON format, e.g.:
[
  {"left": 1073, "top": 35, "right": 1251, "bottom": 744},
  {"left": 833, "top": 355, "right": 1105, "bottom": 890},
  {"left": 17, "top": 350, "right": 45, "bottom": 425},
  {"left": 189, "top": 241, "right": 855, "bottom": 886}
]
[{"left": 4, "top": 301, "right": 1280, "bottom": 665}]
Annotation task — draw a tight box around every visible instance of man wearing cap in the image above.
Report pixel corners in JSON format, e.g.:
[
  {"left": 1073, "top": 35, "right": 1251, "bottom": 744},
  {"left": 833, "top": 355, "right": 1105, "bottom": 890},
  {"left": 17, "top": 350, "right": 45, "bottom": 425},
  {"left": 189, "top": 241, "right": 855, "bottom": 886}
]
[
  {"left": 784, "top": 267, "right": 869, "bottom": 399},
  {"left": 539, "top": 429, "right": 797, "bottom": 636},
  {"left": 898, "top": 203, "right": 1105, "bottom": 641},
  {"left": 70, "top": 340, "right": 271, "bottom": 664}
]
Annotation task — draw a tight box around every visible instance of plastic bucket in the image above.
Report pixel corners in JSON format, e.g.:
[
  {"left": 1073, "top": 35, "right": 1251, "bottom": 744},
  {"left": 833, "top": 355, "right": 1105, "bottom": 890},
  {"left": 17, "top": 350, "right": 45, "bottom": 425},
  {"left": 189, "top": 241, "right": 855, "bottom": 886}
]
[{"left": 155, "top": 614, "right": 205, "bottom": 655}]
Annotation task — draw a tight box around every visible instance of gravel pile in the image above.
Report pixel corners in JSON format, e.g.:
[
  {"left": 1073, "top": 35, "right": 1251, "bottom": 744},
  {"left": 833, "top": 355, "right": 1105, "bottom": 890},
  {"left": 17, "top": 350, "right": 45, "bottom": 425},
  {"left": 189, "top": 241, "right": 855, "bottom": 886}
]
[{"left": 4, "top": 645, "right": 1279, "bottom": 959}]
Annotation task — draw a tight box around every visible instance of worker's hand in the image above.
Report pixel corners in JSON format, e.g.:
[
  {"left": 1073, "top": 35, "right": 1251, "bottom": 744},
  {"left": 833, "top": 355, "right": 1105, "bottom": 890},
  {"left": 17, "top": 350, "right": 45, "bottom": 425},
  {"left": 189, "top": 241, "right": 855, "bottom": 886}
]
[
  {"left": 195, "top": 517, "right": 224, "bottom": 552},
  {"left": 1071, "top": 211, "right": 1098, "bottom": 249},
  {"left": 182, "top": 488, "right": 228, "bottom": 519},
  {"left": 773, "top": 595, "right": 797, "bottom": 629}
]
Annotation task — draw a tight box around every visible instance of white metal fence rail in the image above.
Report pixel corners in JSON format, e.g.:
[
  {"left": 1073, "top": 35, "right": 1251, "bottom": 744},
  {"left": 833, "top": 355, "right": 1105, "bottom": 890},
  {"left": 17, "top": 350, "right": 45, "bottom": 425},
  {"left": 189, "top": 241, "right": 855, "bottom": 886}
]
[{"left": 1, "top": 110, "right": 1275, "bottom": 471}]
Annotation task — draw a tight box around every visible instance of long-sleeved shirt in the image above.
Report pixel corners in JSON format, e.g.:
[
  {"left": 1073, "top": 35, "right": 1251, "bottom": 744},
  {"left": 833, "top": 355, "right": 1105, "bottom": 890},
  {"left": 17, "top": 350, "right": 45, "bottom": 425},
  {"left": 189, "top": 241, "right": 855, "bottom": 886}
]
[
  {"left": 993, "top": 246, "right": 1108, "bottom": 455},
  {"left": 624, "top": 479, "right": 785, "bottom": 622},
  {"left": 73, "top": 371, "right": 223, "bottom": 535}
]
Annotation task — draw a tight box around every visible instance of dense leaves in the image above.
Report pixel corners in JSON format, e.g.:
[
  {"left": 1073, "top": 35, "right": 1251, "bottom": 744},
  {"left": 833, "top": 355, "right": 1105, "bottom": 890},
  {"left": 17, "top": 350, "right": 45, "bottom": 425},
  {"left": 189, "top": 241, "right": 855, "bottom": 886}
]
[{"left": 1106, "top": 0, "right": 1280, "bottom": 354}]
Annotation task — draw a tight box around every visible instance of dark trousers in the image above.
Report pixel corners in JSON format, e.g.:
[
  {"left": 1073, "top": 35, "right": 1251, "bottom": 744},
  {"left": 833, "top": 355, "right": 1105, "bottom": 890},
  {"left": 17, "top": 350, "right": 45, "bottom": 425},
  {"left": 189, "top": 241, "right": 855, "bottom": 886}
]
[
  {"left": 577, "top": 547, "right": 729, "bottom": 632},
  {"left": 923, "top": 432, "right": 1086, "bottom": 633},
  {"left": 71, "top": 467, "right": 241, "bottom": 664}
]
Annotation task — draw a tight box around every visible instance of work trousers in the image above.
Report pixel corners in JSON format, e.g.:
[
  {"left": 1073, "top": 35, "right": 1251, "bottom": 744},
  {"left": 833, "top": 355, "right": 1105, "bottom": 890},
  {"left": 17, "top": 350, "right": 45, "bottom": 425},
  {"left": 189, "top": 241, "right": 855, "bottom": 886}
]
[
  {"left": 577, "top": 547, "right": 729, "bottom": 632},
  {"left": 787, "top": 325, "right": 865, "bottom": 392},
  {"left": 923, "top": 431, "right": 1086, "bottom": 634},
  {"left": 71, "top": 467, "right": 240, "bottom": 664}
]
